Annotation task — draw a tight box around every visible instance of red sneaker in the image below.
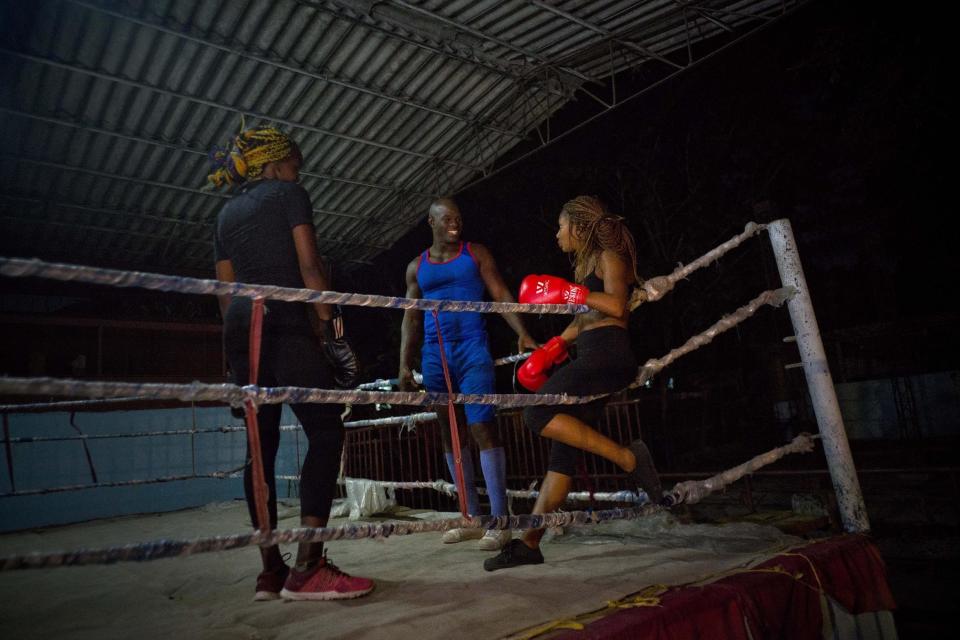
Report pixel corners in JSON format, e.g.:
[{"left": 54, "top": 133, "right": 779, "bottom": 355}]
[
  {"left": 254, "top": 563, "right": 290, "bottom": 601},
  {"left": 280, "top": 557, "right": 374, "bottom": 601}
]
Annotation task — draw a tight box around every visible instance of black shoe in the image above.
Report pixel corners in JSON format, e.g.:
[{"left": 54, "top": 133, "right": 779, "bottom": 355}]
[
  {"left": 483, "top": 539, "right": 544, "bottom": 572},
  {"left": 627, "top": 439, "right": 663, "bottom": 503}
]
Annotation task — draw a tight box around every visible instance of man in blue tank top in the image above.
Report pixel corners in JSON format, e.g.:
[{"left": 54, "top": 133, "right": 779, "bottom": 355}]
[{"left": 399, "top": 198, "right": 537, "bottom": 550}]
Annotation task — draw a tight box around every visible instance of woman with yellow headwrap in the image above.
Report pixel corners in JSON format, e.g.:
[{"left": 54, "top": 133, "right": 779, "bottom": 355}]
[{"left": 209, "top": 127, "right": 373, "bottom": 601}]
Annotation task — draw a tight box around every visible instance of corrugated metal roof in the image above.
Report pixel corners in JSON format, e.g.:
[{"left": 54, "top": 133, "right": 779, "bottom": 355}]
[{"left": 0, "top": 0, "right": 806, "bottom": 275}]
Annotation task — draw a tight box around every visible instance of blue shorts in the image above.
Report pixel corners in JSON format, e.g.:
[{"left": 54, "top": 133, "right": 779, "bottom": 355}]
[{"left": 421, "top": 335, "right": 496, "bottom": 424}]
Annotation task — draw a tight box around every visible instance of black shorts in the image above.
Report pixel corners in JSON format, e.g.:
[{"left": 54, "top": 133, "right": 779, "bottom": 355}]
[{"left": 523, "top": 326, "right": 637, "bottom": 434}]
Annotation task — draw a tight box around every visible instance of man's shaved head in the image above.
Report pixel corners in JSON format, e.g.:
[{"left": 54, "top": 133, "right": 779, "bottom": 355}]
[{"left": 429, "top": 197, "right": 459, "bottom": 221}]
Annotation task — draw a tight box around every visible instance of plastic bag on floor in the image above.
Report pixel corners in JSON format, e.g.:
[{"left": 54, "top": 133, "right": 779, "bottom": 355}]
[
  {"left": 343, "top": 478, "right": 397, "bottom": 519},
  {"left": 329, "top": 498, "right": 351, "bottom": 518}
]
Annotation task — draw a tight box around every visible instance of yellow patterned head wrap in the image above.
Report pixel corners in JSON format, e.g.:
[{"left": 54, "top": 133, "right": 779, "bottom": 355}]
[{"left": 207, "top": 127, "right": 296, "bottom": 188}]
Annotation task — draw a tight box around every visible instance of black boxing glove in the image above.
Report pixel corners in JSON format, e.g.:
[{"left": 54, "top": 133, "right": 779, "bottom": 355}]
[{"left": 319, "top": 307, "right": 361, "bottom": 389}]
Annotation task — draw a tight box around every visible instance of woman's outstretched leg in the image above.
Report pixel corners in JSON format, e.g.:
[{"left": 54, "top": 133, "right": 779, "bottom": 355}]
[
  {"left": 542, "top": 414, "right": 662, "bottom": 502},
  {"left": 540, "top": 414, "right": 636, "bottom": 471}
]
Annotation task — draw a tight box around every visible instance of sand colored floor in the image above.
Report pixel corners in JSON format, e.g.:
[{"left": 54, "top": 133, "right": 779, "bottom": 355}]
[{"left": 0, "top": 501, "right": 802, "bottom": 640}]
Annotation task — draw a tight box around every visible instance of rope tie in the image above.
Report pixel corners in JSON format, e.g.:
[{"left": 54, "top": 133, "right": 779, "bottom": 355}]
[
  {"left": 432, "top": 309, "right": 469, "bottom": 518},
  {"left": 244, "top": 298, "right": 271, "bottom": 538},
  {"left": 398, "top": 414, "right": 418, "bottom": 439}
]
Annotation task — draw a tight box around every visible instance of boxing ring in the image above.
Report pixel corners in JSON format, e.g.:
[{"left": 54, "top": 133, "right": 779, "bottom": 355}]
[{"left": 0, "top": 219, "right": 896, "bottom": 639}]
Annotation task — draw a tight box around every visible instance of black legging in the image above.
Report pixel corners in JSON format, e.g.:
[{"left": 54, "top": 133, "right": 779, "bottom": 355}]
[
  {"left": 523, "top": 326, "right": 637, "bottom": 476},
  {"left": 224, "top": 299, "right": 343, "bottom": 527}
]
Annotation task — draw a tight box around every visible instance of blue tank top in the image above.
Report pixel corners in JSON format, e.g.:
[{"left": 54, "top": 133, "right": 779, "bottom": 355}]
[{"left": 417, "top": 242, "right": 487, "bottom": 343}]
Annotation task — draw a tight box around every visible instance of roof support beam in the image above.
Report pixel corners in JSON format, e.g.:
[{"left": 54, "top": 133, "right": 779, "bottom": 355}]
[
  {"left": 0, "top": 194, "right": 387, "bottom": 251},
  {"left": 3, "top": 155, "right": 370, "bottom": 223},
  {"left": 452, "top": 6, "right": 798, "bottom": 195},
  {"left": 0, "top": 195, "right": 207, "bottom": 230},
  {"left": 67, "top": 0, "right": 523, "bottom": 141},
  {"left": 0, "top": 48, "right": 481, "bottom": 172},
  {"left": 0, "top": 107, "right": 434, "bottom": 196},
  {"left": 0, "top": 213, "right": 209, "bottom": 245},
  {"left": 304, "top": 0, "right": 565, "bottom": 96},
  {"left": 674, "top": 1, "right": 736, "bottom": 32},
  {"left": 384, "top": 0, "right": 597, "bottom": 83},
  {"left": 530, "top": 0, "right": 685, "bottom": 70},
  {"left": 677, "top": 1, "right": 777, "bottom": 23}
]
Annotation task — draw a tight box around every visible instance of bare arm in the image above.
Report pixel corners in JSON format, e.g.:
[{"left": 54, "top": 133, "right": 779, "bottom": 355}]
[
  {"left": 471, "top": 243, "right": 538, "bottom": 352},
  {"left": 291, "top": 224, "right": 334, "bottom": 328},
  {"left": 398, "top": 258, "right": 423, "bottom": 389},
  {"left": 558, "top": 319, "right": 581, "bottom": 344},
  {"left": 215, "top": 259, "right": 235, "bottom": 320},
  {"left": 584, "top": 250, "right": 632, "bottom": 321}
]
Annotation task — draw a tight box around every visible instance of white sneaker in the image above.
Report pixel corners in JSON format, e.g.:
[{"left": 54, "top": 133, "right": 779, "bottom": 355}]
[
  {"left": 441, "top": 527, "right": 484, "bottom": 544},
  {"left": 477, "top": 528, "right": 512, "bottom": 551}
]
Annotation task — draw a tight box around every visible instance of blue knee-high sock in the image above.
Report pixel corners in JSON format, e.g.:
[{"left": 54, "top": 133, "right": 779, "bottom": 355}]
[
  {"left": 479, "top": 447, "right": 508, "bottom": 517},
  {"left": 445, "top": 448, "right": 480, "bottom": 516}
]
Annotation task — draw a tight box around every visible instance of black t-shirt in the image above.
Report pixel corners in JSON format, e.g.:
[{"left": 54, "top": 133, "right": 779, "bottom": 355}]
[{"left": 214, "top": 180, "right": 315, "bottom": 328}]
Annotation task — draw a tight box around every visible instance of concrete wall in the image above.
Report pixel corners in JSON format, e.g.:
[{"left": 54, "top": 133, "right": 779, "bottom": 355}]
[
  {"left": 836, "top": 371, "right": 960, "bottom": 440},
  {"left": 0, "top": 405, "right": 305, "bottom": 532}
]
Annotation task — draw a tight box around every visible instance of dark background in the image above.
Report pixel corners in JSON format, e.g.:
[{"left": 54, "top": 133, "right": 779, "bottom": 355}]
[
  {"left": 345, "top": 0, "right": 956, "bottom": 441},
  {"left": 354, "top": 0, "right": 953, "bottom": 364}
]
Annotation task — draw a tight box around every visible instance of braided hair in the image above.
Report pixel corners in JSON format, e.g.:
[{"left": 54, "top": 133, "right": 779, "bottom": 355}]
[
  {"left": 561, "top": 195, "right": 646, "bottom": 309},
  {"left": 206, "top": 127, "right": 298, "bottom": 188}
]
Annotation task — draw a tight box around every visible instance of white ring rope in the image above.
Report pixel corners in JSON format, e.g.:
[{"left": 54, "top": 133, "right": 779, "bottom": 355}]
[
  {"left": 329, "top": 477, "right": 652, "bottom": 505},
  {"left": 0, "top": 397, "right": 147, "bottom": 413},
  {"left": 0, "top": 257, "right": 586, "bottom": 315},
  {"left": 0, "top": 505, "right": 663, "bottom": 571},
  {"left": 0, "top": 222, "right": 766, "bottom": 316},
  {"left": 0, "top": 435, "right": 818, "bottom": 570},
  {"left": 0, "top": 288, "right": 794, "bottom": 409},
  {"left": 0, "top": 378, "right": 602, "bottom": 408},
  {"left": 639, "top": 222, "right": 767, "bottom": 303},
  {"left": 630, "top": 287, "right": 795, "bottom": 388},
  {"left": 662, "top": 433, "right": 819, "bottom": 506},
  {"left": 300, "top": 433, "right": 818, "bottom": 507}
]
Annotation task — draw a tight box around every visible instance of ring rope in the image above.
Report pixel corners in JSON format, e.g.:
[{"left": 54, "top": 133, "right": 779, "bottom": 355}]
[
  {"left": 330, "top": 477, "right": 652, "bottom": 505},
  {"left": 0, "top": 286, "right": 794, "bottom": 497},
  {"left": 305, "top": 433, "right": 818, "bottom": 507},
  {"left": 630, "top": 287, "right": 794, "bottom": 388},
  {"left": 0, "top": 378, "right": 602, "bottom": 407},
  {"left": 2, "top": 425, "right": 251, "bottom": 444},
  {"left": 0, "top": 505, "right": 663, "bottom": 571},
  {"left": 639, "top": 222, "right": 767, "bottom": 303},
  {"left": 662, "top": 433, "right": 819, "bottom": 506},
  {"left": 0, "top": 287, "right": 793, "bottom": 409},
  {"left": 1, "top": 426, "right": 815, "bottom": 500},
  {"left": 0, "top": 416, "right": 434, "bottom": 442},
  {"left": 0, "top": 223, "right": 768, "bottom": 415},
  {"left": 0, "top": 433, "right": 815, "bottom": 500},
  {"left": 0, "top": 434, "right": 816, "bottom": 561},
  {"left": 0, "top": 223, "right": 765, "bottom": 315},
  {"left": 0, "top": 469, "right": 247, "bottom": 497},
  {"left": 342, "top": 412, "right": 437, "bottom": 429},
  {"left": 0, "top": 397, "right": 147, "bottom": 413},
  {"left": 0, "top": 257, "right": 587, "bottom": 315}
]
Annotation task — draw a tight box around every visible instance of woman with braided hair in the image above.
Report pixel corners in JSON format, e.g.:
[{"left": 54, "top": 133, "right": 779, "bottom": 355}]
[
  {"left": 211, "top": 127, "right": 372, "bottom": 600},
  {"left": 484, "top": 195, "right": 662, "bottom": 571}
]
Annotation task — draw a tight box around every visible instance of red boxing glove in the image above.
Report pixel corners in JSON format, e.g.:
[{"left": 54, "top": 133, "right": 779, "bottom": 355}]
[
  {"left": 519, "top": 274, "right": 588, "bottom": 306},
  {"left": 517, "top": 336, "right": 569, "bottom": 391}
]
